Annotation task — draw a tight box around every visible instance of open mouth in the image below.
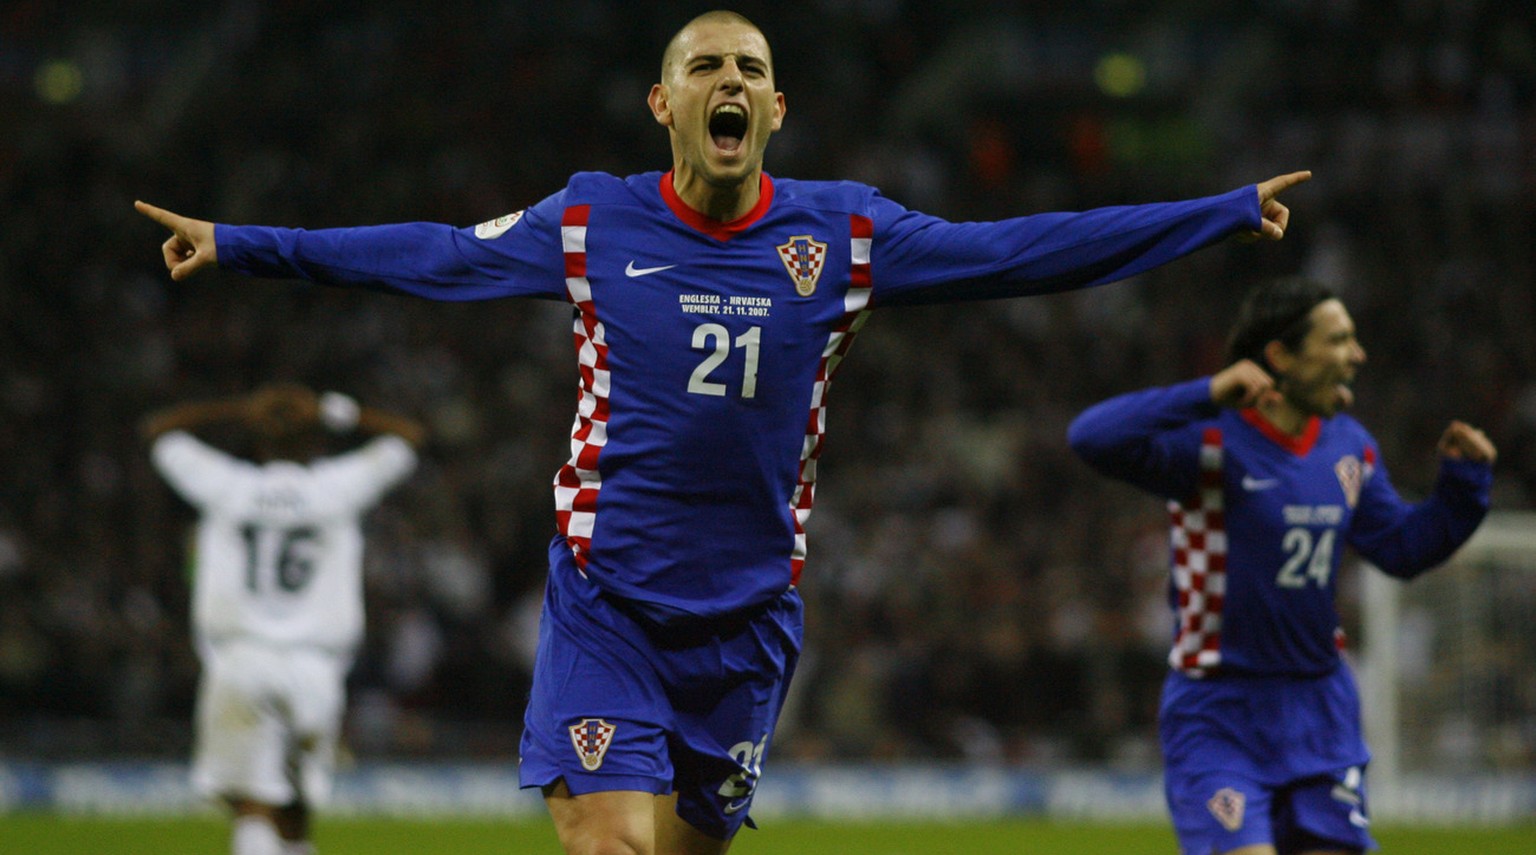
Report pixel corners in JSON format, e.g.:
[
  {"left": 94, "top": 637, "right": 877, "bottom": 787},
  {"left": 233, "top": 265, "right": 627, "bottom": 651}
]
[{"left": 709, "top": 104, "right": 748, "bottom": 153}]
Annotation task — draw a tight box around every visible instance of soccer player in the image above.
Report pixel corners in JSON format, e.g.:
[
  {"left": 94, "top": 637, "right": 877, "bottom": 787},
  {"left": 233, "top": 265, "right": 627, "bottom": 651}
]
[
  {"left": 135, "top": 10, "right": 1311, "bottom": 854},
  {"left": 143, "top": 383, "right": 424, "bottom": 855},
  {"left": 1067, "top": 277, "right": 1496, "bottom": 855}
]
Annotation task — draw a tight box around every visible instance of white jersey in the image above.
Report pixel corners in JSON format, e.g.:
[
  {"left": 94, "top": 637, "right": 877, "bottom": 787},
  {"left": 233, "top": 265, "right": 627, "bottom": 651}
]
[{"left": 153, "top": 431, "right": 417, "bottom": 651}]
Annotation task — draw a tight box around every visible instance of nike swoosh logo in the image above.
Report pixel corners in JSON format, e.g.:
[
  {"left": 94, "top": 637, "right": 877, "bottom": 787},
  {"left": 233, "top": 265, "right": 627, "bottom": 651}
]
[
  {"left": 625, "top": 261, "right": 677, "bottom": 277},
  {"left": 1242, "top": 476, "right": 1279, "bottom": 491}
]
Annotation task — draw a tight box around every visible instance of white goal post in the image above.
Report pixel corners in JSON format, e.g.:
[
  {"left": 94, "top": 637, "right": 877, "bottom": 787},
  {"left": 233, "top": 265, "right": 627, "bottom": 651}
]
[{"left": 1359, "top": 510, "right": 1536, "bottom": 815}]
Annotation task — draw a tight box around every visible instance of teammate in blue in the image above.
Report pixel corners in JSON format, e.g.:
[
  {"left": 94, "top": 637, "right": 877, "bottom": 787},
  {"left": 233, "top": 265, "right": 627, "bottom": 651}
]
[
  {"left": 1067, "top": 277, "right": 1496, "bottom": 855},
  {"left": 137, "top": 10, "right": 1312, "bottom": 855}
]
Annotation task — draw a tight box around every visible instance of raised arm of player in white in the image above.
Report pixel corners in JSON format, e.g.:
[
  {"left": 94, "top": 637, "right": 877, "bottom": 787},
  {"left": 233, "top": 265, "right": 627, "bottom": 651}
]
[{"left": 135, "top": 200, "right": 218, "bottom": 281}]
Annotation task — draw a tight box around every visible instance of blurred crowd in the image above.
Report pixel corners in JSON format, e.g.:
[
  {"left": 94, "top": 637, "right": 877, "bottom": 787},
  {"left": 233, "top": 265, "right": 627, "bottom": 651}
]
[{"left": 3, "top": 0, "right": 1534, "bottom": 768}]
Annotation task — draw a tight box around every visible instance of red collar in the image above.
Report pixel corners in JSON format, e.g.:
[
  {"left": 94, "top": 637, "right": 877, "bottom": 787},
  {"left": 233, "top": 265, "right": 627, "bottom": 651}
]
[
  {"left": 1240, "top": 407, "right": 1321, "bottom": 456},
  {"left": 659, "top": 171, "right": 774, "bottom": 241}
]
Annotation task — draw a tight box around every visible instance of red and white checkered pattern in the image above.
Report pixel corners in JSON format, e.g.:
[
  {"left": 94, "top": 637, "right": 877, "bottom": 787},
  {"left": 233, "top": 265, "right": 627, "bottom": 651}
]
[
  {"left": 1167, "top": 427, "right": 1227, "bottom": 676},
  {"left": 786, "top": 215, "right": 874, "bottom": 585},
  {"left": 553, "top": 205, "right": 607, "bottom": 570}
]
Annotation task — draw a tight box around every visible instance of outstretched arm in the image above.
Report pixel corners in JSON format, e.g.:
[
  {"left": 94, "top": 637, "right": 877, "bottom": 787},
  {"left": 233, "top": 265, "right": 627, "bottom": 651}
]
[
  {"left": 135, "top": 201, "right": 218, "bottom": 281},
  {"left": 869, "top": 171, "right": 1313, "bottom": 306},
  {"left": 135, "top": 185, "right": 571, "bottom": 302}
]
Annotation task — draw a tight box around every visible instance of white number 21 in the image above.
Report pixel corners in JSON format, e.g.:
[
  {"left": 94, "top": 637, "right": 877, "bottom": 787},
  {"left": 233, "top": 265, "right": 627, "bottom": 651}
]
[
  {"left": 688, "top": 323, "right": 761, "bottom": 398},
  {"left": 1276, "top": 527, "right": 1336, "bottom": 589}
]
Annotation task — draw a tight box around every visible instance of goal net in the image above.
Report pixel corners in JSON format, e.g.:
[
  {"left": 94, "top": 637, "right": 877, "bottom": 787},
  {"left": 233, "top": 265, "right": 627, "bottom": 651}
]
[{"left": 1358, "top": 511, "right": 1536, "bottom": 798}]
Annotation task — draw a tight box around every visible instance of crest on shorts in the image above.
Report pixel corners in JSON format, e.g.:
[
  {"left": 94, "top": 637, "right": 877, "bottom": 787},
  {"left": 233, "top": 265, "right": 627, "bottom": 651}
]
[
  {"left": 1335, "top": 455, "right": 1363, "bottom": 508},
  {"left": 776, "top": 235, "right": 827, "bottom": 296},
  {"left": 1207, "top": 787, "right": 1246, "bottom": 832},
  {"left": 568, "top": 718, "right": 617, "bottom": 771},
  {"left": 474, "top": 210, "right": 525, "bottom": 240}
]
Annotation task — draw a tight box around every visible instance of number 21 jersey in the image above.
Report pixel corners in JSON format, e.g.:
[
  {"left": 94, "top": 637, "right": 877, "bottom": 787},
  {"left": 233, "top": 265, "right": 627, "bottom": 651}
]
[{"left": 218, "top": 170, "right": 1263, "bottom": 626}]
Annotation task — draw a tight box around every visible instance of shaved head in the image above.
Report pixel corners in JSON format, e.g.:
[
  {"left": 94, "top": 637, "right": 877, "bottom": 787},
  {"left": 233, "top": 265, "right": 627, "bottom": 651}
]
[{"left": 661, "top": 10, "right": 770, "bottom": 82}]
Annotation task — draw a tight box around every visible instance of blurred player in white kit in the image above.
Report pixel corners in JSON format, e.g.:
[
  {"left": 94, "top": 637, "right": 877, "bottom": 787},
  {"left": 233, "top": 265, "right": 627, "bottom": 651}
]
[{"left": 142, "top": 382, "right": 425, "bottom": 855}]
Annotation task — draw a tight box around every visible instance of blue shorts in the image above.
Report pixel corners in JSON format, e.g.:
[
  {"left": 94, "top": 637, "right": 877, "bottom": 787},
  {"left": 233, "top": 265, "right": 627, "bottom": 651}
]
[
  {"left": 1160, "top": 667, "right": 1376, "bottom": 854},
  {"left": 518, "top": 559, "right": 803, "bottom": 839}
]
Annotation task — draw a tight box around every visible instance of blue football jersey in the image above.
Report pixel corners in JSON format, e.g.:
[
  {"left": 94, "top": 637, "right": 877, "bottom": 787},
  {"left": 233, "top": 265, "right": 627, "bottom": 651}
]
[
  {"left": 1068, "top": 378, "right": 1492, "bottom": 675},
  {"left": 218, "top": 171, "right": 1259, "bottom": 625}
]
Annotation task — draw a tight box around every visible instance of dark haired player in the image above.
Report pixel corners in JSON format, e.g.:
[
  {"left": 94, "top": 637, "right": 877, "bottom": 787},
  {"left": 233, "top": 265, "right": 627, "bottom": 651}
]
[{"left": 1068, "top": 277, "right": 1495, "bottom": 855}]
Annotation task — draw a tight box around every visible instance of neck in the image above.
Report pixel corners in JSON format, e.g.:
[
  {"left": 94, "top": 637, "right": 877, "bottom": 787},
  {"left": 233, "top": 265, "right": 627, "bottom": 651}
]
[
  {"left": 669, "top": 165, "right": 761, "bottom": 221},
  {"left": 1258, "top": 396, "right": 1310, "bottom": 436}
]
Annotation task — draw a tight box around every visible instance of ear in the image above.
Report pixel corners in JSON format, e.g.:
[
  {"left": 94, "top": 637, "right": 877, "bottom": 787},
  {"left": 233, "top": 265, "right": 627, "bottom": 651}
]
[
  {"left": 1262, "top": 339, "right": 1294, "bottom": 374},
  {"left": 770, "top": 92, "right": 786, "bottom": 132},
  {"left": 648, "top": 84, "right": 672, "bottom": 128}
]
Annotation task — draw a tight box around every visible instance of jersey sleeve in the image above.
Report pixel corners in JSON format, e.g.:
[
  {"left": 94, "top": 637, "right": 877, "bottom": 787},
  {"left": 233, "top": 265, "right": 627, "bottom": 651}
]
[
  {"left": 1066, "top": 378, "right": 1218, "bottom": 501},
  {"left": 305, "top": 435, "right": 419, "bottom": 515},
  {"left": 865, "top": 187, "right": 1260, "bottom": 306},
  {"left": 151, "top": 431, "right": 253, "bottom": 508},
  {"left": 214, "top": 189, "right": 570, "bottom": 301},
  {"left": 1346, "top": 449, "right": 1493, "bottom": 579}
]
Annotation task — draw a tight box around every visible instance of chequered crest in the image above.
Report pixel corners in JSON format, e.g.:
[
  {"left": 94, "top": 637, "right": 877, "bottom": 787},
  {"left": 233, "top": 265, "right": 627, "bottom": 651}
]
[
  {"left": 1207, "top": 787, "right": 1246, "bottom": 832},
  {"left": 776, "top": 235, "right": 828, "bottom": 296},
  {"left": 568, "top": 718, "right": 617, "bottom": 772}
]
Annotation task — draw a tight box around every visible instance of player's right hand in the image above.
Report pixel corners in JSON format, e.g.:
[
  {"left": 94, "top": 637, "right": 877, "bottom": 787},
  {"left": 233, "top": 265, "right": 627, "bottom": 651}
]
[
  {"left": 135, "top": 200, "right": 218, "bottom": 281},
  {"left": 1210, "top": 359, "right": 1276, "bottom": 409}
]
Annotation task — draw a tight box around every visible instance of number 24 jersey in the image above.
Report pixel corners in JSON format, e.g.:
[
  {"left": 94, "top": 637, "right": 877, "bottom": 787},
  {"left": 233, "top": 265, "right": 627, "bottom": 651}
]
[{"left": 1068, "top": 378, "right": 1492, "bottom": 676}]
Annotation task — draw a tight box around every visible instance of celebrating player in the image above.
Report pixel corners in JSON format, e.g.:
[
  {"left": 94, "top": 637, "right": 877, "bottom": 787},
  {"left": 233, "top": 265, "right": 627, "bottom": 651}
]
[
  {"left": 1067, "top": 277, "right": 1495, "bottom": 855},
  {"left": 137, "top": 10, "right": 1310, "bottom": 855},
  {"left": 143, "top": 383, "right": 425, "bottom": 855}
]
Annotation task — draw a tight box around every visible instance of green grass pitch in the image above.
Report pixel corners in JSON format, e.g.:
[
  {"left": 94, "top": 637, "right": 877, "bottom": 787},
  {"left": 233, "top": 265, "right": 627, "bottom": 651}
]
[{"left": 4, "top": 814, "right": 1534, "bottom": 853}]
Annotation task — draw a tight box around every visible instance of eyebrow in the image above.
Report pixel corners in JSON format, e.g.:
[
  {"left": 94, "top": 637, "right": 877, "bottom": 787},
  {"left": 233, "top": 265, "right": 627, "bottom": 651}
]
[{"left": 686, "top": 52, "right": 768, "bottom": 68}]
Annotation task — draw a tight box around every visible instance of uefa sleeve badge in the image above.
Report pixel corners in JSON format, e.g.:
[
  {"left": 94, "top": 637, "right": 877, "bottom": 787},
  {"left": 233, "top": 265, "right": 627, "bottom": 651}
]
[{"left": 474, "top": 210, "right": 525, "bottom": 240}]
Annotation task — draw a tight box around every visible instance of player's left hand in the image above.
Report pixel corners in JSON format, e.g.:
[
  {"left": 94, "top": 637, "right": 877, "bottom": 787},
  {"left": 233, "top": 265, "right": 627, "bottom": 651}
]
[
  {"left": 1238, "top": 170, "right": 1312, "bottom": 242},
  {"left": 1437, "top": 420, "right": 1497, "bottom": 465}
]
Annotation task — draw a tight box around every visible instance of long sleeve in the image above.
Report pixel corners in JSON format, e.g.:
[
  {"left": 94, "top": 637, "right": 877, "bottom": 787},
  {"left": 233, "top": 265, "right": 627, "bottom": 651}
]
[
  {"left": 869, "top": 186, "right": 1260, "bottom": 306},
  {"left": 1348, "top": 455, "right": 1493, "bottom": 579},
  {"left": 1066, "top": 377, "right": 1218, "bottom": 500},
  {"left": 214, "top": 192, "right": 569, "bottom": 302}
]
